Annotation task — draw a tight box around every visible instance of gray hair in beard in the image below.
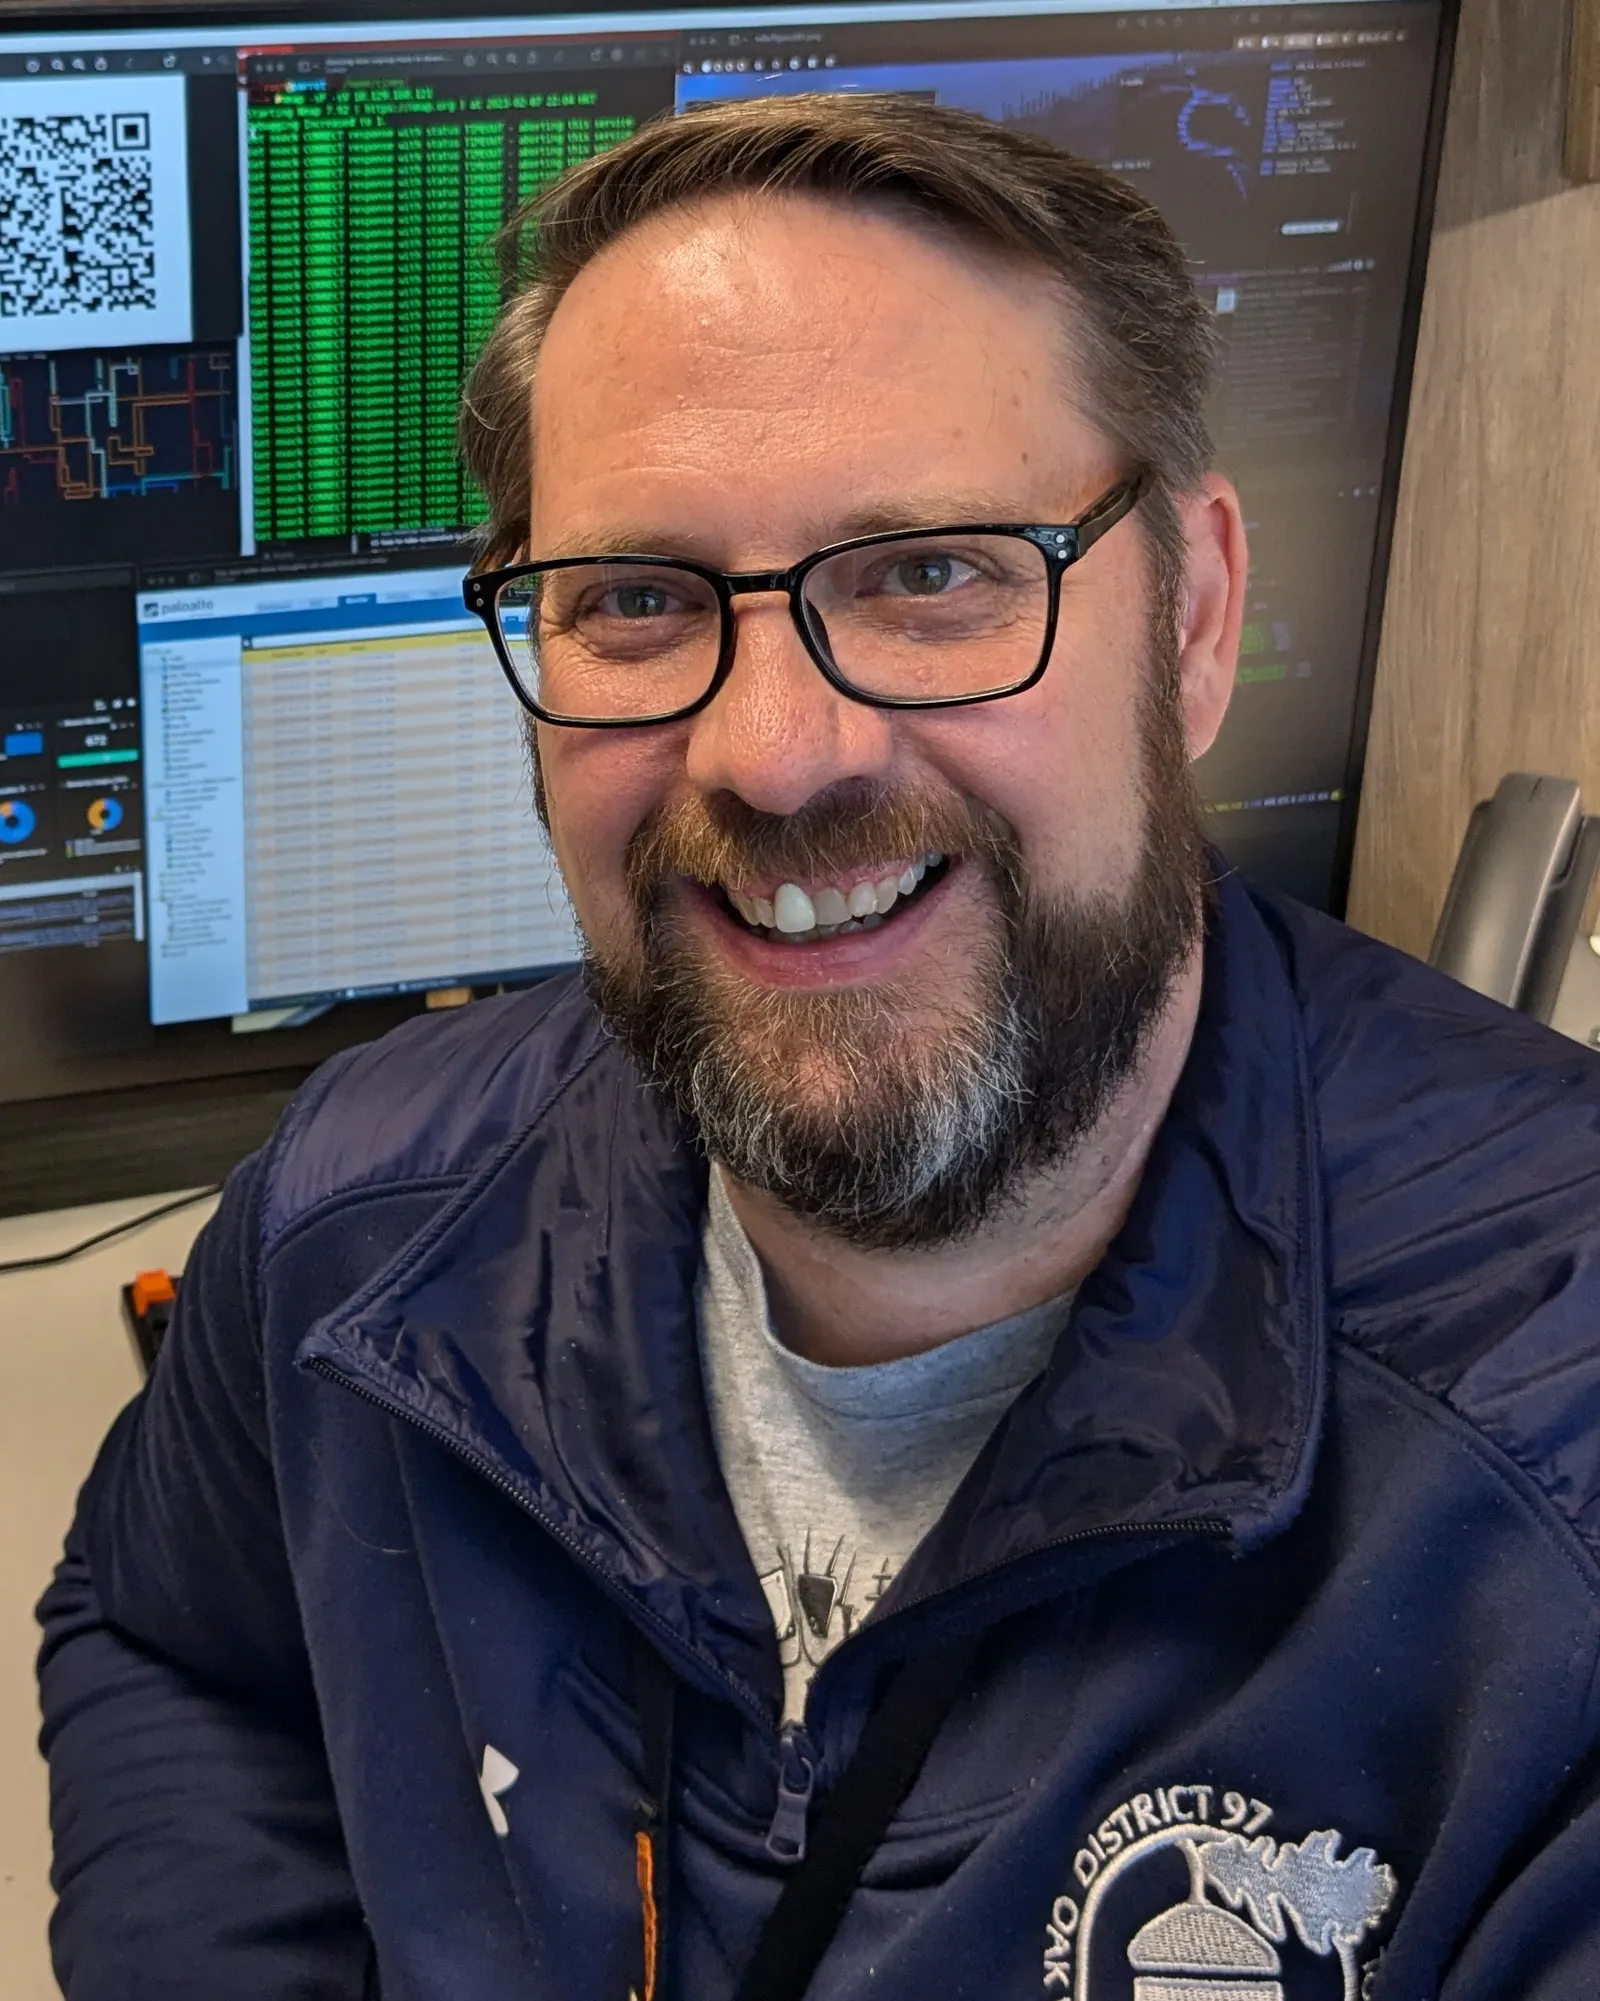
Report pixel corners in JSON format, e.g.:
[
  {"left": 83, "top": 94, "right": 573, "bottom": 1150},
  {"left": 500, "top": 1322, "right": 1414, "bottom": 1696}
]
[{"left": 569, "top": 569, "right": 1212, "bottom": 1251}]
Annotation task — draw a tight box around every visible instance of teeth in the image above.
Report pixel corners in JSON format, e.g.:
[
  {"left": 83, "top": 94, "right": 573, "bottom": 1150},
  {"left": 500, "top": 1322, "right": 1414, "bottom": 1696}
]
[
  {"left": 723, "top": 854, "right": 945, "bottom": 938},
  {"left": 773, "top": 882, "right": 816, "bottom": 934}
]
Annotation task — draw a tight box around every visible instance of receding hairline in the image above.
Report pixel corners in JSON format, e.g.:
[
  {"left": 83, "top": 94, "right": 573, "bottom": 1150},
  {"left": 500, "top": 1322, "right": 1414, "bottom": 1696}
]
[
  {"left": 546, "top": 177, "right": 1086, "bottom": 299},
  {"left": 544, "top": 184, "right": 1104, "bottom": 356}
]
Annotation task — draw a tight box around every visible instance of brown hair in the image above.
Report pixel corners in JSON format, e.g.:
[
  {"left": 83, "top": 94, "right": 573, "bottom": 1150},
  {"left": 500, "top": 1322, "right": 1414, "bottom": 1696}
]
[{"left": 459, "top": 92, "right": 1215, "bottom": 572}]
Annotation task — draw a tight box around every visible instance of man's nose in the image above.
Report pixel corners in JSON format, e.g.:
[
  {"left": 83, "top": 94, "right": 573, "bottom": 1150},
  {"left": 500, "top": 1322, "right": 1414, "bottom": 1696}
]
[{"left": 683, "top": 595, "right": 896, "bottom": 816}]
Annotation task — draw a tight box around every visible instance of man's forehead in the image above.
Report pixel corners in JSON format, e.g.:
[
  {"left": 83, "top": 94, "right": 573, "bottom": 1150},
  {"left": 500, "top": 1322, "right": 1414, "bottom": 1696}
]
[
  {"left": 533, "top": 194, "right": 1098, "bottom": 428},
  {"left": 527, "top": 192, "right": 1106, "bottom": 538}
]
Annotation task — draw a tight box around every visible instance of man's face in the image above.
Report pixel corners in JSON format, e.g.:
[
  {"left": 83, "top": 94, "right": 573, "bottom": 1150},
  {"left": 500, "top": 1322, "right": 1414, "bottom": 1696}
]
[{"left": 526, "top": 193, "right": 1237, "bottom": 1247}]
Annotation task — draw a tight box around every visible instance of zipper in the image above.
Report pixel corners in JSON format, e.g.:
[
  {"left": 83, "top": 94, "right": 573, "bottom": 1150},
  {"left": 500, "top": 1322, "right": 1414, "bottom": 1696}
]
[
  {"left": 304, "top": 1354, "right": 777, "bottom": 1742},
  {"left": 798, "top": 1513, "right": 1234, "bottom": 1722},
  {"left": 313, "top": 1353, "right": 828, "bottom": 1867},
  {"left": 890, "top": 1513, "right": 1232, "bottom": 1621},
  {"left": 765, "top": 1724, "right": 817, "bottom": 1862},
  {"left": 308, "top": 1352, "right": 1232, "bottom": 1867}
]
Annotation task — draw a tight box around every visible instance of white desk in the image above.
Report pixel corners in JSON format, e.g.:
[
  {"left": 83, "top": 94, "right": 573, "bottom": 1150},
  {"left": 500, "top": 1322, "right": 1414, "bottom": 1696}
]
[{"left": 0, "top": 1191, "right": 218, "bottom": 2001}]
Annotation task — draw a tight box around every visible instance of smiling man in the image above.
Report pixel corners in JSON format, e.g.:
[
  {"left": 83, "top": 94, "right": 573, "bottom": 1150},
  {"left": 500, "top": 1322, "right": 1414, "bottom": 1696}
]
[{"left": 39, "top": 97, "right": 1600, "bottom": 2001}]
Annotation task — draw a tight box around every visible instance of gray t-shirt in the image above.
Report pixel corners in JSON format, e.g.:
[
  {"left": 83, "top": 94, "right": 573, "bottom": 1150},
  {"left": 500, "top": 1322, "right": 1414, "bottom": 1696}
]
[{"left": 696, "top": 1169, "right": 1074, "bottom": 1723}]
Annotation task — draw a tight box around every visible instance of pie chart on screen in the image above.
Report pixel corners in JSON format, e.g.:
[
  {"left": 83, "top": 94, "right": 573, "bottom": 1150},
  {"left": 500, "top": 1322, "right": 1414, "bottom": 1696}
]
[
  {"left": 0, "top": 799, "right": 36, "bottom": 844},
  {"left": 87, "top": 796, "right": 123, "bottom": 834}
]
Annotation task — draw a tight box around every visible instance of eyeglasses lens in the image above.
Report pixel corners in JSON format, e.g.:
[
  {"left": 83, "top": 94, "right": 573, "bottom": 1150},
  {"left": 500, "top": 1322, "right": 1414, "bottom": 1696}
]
[
  {"left": 492, "top": 534, "right": 1051, "bottom": 721},
  {"left": 801, "top": 533, "right": 1050, "bottom": 700},
  {"left": 496, "top": 563, "right": 723, "bottom": 722}
]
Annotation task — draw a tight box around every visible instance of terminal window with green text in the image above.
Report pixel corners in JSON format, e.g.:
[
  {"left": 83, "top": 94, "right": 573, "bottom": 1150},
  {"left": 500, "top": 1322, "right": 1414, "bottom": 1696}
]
[
  {"left": 245, "top": 55, "right": 654, "bottom": 545},
  {"left": 0, "top": 0, "right": 1453, "bottom": 1053}
]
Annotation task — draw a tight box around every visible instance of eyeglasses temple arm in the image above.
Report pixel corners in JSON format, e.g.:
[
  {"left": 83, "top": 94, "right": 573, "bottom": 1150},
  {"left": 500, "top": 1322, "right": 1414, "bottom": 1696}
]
[{"left": 1073, "top": 468, "right": 1152, "bottom": 558}]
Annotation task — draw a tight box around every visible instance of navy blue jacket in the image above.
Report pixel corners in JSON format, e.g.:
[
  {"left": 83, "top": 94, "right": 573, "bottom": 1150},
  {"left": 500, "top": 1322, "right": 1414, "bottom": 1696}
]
[{"left": 37, "top": 873, "right": 1600, "bottom": 2000}]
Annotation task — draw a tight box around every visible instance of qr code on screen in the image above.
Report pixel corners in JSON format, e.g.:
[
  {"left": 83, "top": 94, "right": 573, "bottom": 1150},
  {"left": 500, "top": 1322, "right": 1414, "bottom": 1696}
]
[{"left": 0, "top": 112, "right": 155, "bottom": 322}]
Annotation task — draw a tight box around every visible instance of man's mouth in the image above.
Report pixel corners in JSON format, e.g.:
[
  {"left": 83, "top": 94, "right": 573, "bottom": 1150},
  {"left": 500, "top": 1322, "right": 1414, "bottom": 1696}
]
[{"left": 715, "top": 852, "right": 949, "bottom": 945}]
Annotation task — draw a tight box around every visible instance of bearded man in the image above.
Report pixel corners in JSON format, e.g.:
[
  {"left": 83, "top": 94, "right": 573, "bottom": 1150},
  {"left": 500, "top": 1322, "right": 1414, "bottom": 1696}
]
[{"left": 39, "top": 96, "right": 1600, "bottom": 2001}]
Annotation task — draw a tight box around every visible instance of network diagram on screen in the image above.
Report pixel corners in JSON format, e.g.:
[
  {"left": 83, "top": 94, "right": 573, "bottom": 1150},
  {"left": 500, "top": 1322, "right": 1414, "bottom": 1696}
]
[{"left": 0, "top": 0, "right": 1444, "bottom": 1036}]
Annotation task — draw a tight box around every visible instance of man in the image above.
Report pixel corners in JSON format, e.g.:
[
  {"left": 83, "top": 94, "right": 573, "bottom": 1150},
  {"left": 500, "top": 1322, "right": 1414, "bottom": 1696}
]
[{"left": 38, "top": 95, "right": 1600, "bottom": 2001}]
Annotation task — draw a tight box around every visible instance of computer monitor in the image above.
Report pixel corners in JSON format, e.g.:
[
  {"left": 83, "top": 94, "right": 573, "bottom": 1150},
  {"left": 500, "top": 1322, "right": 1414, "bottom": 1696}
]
[{"left": 0, "top": 0, "right": 1457, "bottom": 1118}]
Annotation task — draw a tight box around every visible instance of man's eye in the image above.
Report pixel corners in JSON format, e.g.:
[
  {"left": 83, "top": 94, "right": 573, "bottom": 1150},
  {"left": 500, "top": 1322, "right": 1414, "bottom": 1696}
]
[
  {"left": 600, "top": 585, "right": 675, "bottom": 619},
  {"left": 876, "top": 553, "right": 982, "bottom": 597}
]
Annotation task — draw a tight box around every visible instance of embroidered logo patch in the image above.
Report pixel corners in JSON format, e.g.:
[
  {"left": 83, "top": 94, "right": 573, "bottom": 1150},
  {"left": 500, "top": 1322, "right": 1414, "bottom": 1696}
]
[{"left": 1042, "top": 1784, "right": 1397, "bottom": 2000}]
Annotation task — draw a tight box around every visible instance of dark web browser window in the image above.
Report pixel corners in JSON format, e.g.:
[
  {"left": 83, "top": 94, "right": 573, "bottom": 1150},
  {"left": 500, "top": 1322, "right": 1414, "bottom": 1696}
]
[{"left": 0, "top": 0, "right": 1449, "bottom": 1061}]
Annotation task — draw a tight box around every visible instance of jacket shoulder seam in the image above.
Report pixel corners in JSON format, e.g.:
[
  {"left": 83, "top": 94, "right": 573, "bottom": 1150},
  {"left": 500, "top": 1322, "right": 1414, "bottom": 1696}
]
[
  {"left": 257, "top": 1042, "right": 367, "bottom": 1261},
  {"left": 1332, "top": 1332, "right": 1600, "bottom": 1601},
  {"left": 258, "top": 1034, "right": 614, "bottom": 1274},
  {"left": 255, "top": 980, "right": 612, "bottom": 1263},
  {"left": 260, "top": 1172, "right": 474, "bottom": 1267}
]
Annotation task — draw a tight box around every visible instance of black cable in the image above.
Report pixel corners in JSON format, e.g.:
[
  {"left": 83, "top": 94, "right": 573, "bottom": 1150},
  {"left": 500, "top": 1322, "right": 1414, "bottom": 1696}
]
[{"left": 0, "top": 1185, "right": 223, "bottom": 1278}]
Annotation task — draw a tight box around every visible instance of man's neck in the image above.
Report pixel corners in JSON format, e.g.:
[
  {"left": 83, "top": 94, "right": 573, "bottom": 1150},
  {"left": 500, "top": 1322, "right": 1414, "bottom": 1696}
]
[{"left": 716, "top": 949, "right": 1204, "bottom": 1368}]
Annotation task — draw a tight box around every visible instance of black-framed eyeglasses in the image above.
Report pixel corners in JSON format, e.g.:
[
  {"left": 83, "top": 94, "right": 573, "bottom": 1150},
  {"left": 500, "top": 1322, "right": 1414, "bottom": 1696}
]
[{"left": 462, "top": 469, "right": 1148, "bottom": 729}]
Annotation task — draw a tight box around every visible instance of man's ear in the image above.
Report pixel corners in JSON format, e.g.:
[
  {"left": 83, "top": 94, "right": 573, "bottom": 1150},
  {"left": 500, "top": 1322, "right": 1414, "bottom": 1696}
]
[{"left": 1173, "top": 473, "right": 1248, "bottom": 763}]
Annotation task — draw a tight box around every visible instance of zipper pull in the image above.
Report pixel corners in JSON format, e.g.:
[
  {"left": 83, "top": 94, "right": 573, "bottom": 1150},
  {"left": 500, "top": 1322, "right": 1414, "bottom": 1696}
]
[{"left": 765, "top": 1724, "right": 816, "bottom": 1864}]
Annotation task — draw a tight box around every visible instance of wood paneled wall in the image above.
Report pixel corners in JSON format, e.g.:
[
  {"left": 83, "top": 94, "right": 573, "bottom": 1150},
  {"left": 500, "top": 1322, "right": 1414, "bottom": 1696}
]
[{"left": 1348, "top": 0, "right": 1600, "bottom": 956}]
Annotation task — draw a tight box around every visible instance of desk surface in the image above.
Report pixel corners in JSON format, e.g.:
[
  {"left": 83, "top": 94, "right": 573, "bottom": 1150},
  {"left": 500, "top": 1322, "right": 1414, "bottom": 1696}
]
[{"left": 0, "top": 1190, "right": 217, "bottom": 2001}]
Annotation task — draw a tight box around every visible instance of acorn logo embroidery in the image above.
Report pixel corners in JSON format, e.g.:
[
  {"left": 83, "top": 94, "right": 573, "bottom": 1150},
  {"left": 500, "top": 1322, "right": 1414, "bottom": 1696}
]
[{"left": 1043, "top": 1786, "right": 1397, "bottom": 2000}]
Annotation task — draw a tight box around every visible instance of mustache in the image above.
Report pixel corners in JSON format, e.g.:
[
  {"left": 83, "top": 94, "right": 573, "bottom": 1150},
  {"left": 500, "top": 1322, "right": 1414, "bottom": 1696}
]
[{"left": 623, "top": 779, "right": 1024, "bottom": 910}]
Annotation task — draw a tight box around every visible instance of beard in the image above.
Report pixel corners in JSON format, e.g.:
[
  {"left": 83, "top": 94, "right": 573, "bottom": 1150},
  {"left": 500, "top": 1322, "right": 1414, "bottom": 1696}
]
[{"left": 575, "top": 601, "right": 1212, "bottom": 1253}]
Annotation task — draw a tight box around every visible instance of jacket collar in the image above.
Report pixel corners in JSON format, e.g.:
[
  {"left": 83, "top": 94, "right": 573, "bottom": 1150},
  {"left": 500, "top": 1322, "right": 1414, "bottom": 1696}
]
[{"left": 298, "top": 869, "right": 1326, "bottom": 1710}]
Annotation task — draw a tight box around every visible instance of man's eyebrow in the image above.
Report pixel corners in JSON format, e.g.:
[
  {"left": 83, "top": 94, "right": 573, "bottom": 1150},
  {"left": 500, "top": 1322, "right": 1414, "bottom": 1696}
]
[
  {"left": 821, "top": 495, "right": 1041, "bottom": 539},
  {"left": 530, "top": 497, "right": 1055, "bottom": 564},
  {"left": 532, "top": 525, "right": 703, "bottom": 561}
]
